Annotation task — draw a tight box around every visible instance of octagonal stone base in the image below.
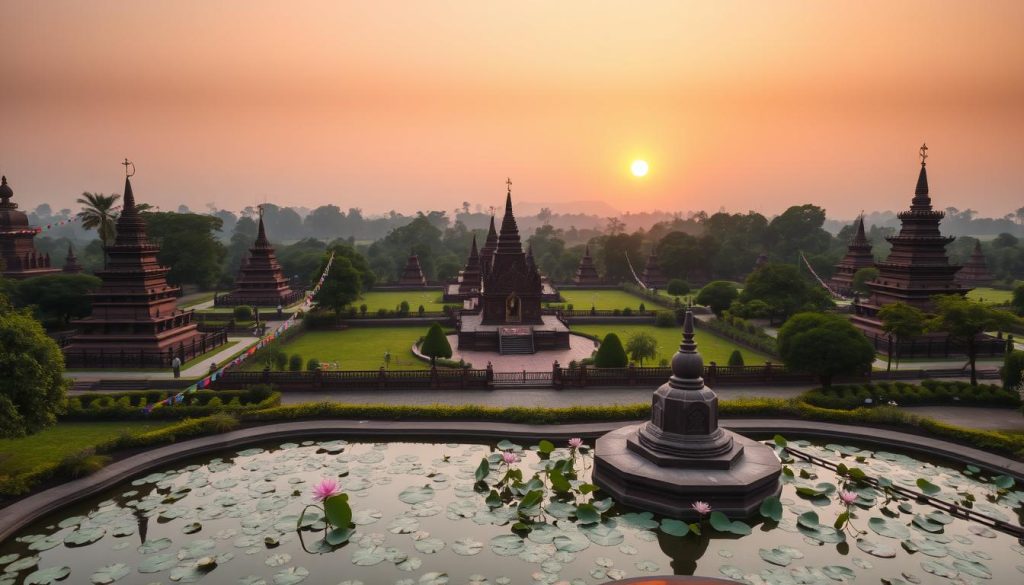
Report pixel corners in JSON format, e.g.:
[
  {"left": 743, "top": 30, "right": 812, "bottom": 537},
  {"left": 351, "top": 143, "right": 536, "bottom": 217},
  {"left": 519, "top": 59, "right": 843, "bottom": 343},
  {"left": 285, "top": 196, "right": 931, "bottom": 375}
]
[{"left": 593, "top": 424, "right": 782, "bottom": 520}]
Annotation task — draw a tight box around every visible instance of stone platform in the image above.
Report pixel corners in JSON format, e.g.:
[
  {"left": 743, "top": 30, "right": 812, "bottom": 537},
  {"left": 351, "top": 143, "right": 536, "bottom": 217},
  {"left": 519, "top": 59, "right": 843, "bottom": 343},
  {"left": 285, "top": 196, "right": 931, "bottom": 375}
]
[{"left": 594, "top": 424, "right": 781, "bottom": 519}]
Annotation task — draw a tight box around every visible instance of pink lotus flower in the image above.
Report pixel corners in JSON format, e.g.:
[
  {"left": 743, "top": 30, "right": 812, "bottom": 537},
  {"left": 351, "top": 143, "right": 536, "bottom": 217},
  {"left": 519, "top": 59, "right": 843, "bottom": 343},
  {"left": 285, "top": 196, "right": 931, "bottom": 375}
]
[
  {"left": 691, "top": 501, "right": 711, "bottom": 516},
  {"left": 312, "top": 477, "right": 340, "bottom": 502},
  {"left": 568, "top": 438, "right": 584, "bottom": 449},
  {"left": 839, "top": 490, "right": 858, "bottom": 506},
  {"left": 502, "top": 451, "right": 520, "bottom": 465}
]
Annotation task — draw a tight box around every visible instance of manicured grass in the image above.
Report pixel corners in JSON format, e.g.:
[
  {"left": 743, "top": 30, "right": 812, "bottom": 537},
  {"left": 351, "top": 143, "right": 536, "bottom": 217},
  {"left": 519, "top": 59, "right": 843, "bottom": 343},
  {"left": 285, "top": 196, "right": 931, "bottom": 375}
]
[
  {"left": 358, "top": 290, "right": 454, "bottom": 312},
  {"left": 968, "top": 287, "right": 1014, "bottom": 305},
  {"left": 571, "top": 323, "right": 772, "bottom": 366},
  {"left": 245, "top": 327, "right": 431, "bottom": 371},
  {"left": 179, "top": 292, "right": 216, "bottom": 308},
  {"left": 0, "top": 421, "right": 173, "bottom": 476},
  {"left": 553, "top": 289, "right": 660, "bottom": 311}
]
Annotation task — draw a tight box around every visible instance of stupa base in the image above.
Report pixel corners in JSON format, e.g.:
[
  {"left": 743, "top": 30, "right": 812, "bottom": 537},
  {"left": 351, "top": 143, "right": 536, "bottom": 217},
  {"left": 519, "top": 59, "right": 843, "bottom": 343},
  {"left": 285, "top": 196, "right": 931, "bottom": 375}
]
[{"left": 593, "top": 424, "right": 782, "bottom": 520}]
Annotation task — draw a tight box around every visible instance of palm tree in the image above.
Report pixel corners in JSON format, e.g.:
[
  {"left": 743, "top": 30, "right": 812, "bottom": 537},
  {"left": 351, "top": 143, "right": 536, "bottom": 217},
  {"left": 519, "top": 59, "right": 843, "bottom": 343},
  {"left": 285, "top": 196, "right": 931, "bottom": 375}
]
[{"left": 76, "top": 192, "right": 120, "bottom": 247}]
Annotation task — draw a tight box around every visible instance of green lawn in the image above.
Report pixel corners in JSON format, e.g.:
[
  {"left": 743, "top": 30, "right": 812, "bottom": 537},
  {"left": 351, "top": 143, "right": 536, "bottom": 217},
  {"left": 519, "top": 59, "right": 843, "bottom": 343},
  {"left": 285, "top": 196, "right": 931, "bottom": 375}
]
[
  {"left": 570, "top": 323, "right": 772, "bottom": 366},
  {"left": 357, "top": 290, "right": 455, "bottom": 312},
  {"left": 179, "top": 291, "right": 215, "bottom": 308},
  {"left": 967, "top": 287, "right": 1014, "bottom": 305},
  {"left": 246, "top": 327, "right": 431, "bottom": 371},
  {"left": 0, "top": 421, "right": 173, "bottom": 476},
  {"left": 554, "top": 289, "right": 663, "bottom": 311}
]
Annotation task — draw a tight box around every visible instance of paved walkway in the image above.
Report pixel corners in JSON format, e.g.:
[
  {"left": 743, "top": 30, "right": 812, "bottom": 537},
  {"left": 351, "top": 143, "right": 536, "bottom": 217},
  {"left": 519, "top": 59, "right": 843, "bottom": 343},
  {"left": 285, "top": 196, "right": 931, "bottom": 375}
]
[{"left": 446, "top": 333, "right": 597, "bottom": 372}]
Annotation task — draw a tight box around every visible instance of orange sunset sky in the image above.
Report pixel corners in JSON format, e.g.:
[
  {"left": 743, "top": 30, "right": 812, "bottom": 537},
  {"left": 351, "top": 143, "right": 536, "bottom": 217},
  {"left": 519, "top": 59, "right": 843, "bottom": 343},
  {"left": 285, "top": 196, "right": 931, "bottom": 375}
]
[{"left": 2, "top": 0, "right": 1023, "bottom": 218}]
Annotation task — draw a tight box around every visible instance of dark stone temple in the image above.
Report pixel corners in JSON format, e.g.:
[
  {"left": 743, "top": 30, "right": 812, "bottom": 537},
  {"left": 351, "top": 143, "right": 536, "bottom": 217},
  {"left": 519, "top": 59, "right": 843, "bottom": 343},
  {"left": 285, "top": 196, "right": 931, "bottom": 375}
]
[
  {"left": 955, "top": 240, "right": 993, "bottom": 288},
  {"left": 457, "top": 181, "right": 570, "bottom": 353},
  {"left": 397, "top": 252, "right": 427, "bottom": 286},
  {"left": 851, "top": 145, "right": 1001, "bottom": 356},
  {"left": 217, "top": 208, "right": 301, "bottom": 307},
  {"left": 62, "top": 244, "right": 84, "bottom": 274},
  {"left": 594, "top": 311, "right": 781, "bottom": 518},
  {"left": 572, "top": 244, "right": 603, "bottom": 285},
  {"left": 640, "top": 249, "right": 667, "bottom": 289},
  {"left": 0, "top": 175, "right": 61, "bottom": 280},
  {"left": 456, "top": 235, "right": 482, "bottom": 296},
  {"left": 829, "top": 216, "right": 875, "bottom": 296},
  {"left": 65, "top": 169, "right": 226, "bottom": 368}
]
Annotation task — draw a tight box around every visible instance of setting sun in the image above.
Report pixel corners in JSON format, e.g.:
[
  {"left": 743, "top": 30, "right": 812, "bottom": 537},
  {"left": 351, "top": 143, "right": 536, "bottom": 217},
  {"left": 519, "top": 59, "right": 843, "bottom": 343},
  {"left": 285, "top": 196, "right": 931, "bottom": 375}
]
[{"left": 631, "top": 160, "right": 649, "bottom": 177}]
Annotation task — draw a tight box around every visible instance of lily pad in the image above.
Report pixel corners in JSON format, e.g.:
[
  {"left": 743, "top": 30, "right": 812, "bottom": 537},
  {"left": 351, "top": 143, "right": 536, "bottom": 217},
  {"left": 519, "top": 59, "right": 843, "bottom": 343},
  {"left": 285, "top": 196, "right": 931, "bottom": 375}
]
[
  {"left": 138, "top": 554, "right": 177, "bottom": 573},
  {"left": 580, "top": 523, "right": 625, "bottom": 546},
  {"left": 63, "top": 526, "right": 106, "bottom": 547},
  {"left": 869, "top": 517, "right": 910, "bottom": 540},
  {"left": 856, "top": 538, "right": 897, "bottom": 558},
  {"left": 414, "top": 537, "right": 445, "bottom": 554},
  {"left": 351, "top": 546, "right": 387, "bottom": 566},
  {"left": 23, "top": 566, "right": 71, "bottom": 585},
  {"left": 90, "top": 563, "right": 130, "bottom": 584},
  {"left": 760, "top": 496, "right": 783, "bottom": 522},
  {"left": 451, "top": 538, "right": 483, "bottom": 556},
  {"left": 398, "top": 485, "right": 435, "bottom": 505},
  {"left": 709, "top": 511, "right": 751, "bottom": 536},
  {"left": 272, "top": 566, "right": 308, "bottom": 585},
  {"left": 916, "top": 478, "right": 941, "bottom": 495},
  {"left": 659, "top": 519, "right": 690, "bottom": 537},
  {"left": 490, "top": 535, "right": 525, "bottom": 556}
]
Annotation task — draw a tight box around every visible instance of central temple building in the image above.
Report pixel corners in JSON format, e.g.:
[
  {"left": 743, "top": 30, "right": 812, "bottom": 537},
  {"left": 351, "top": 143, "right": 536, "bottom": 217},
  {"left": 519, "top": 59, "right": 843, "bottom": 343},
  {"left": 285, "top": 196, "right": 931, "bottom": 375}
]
[{"left": 456, "top": 182, "right": 570, "bottom": 353}]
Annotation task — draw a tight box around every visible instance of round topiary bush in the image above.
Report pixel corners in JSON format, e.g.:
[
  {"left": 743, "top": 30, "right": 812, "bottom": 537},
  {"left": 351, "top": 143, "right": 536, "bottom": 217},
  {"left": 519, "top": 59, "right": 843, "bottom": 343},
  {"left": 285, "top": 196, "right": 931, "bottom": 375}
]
[
  {"left": 288, "top": 354, "right": 303, "bottom": 371},
  {"left": 306, "top": 358, "right": 321, "bottom": 371},
  {"left": 727, "top": 349, "right": 744, "bottom": 367},
  {"left": 594, "top": 333, "right": 628, "bottom": 368},
  {"left": 655, "top": 311, "right": 676, "bottom": 328},
  {"left": 667, "top": 279, "right": 690, "bottom": 296},
  {"left": 233, "top": 305, "right": 253, "bottom": 321}
]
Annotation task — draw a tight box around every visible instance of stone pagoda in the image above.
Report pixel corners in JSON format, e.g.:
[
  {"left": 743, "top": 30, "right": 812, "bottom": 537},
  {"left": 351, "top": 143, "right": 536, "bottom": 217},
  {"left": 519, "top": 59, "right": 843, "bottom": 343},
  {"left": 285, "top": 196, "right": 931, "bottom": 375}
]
[
  {"left": 479, "top": 215, "right": 498, "bottom": 279},
  {"left": 397, "top": 252, "right": 427, "bottom": 286},
  {"left": 0, "top": 175, "right": 60, "bottom": 280},
  {"left": 457, "top": 234, "right": 482, "bottom": 295},
  {"left": 62, "top": 244, "right": 84, "bottom": 274},
  {"left": 830, "top": 216, "right": 875, "bottom": 296},
  {"left": 640, "top": 249, "right": 668, "bottom": 289},
  {"left": 573, "top": 244, "right": 603, "bottom": 285},
  {"left": 594, "top": 311, "right": 781, "bottom": 518},
  {"left": 65, "top": 166, "right": 226, "bottom": 367},
  {"left": 955, "top": 240, "right": 993, "bottom": 288},
  {"left": 457, "top": 180, "right": 569, "bottom": 353},
  {"left": 220, "top": 207, "right": 301, "bottom": 307}
]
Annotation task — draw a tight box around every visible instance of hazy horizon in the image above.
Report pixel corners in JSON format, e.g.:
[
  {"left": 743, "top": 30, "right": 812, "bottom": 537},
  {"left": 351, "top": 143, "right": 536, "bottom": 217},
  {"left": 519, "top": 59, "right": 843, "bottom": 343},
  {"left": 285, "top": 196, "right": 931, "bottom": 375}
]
[{"left": 3, "top": 1, "right": 1022, "bottom": 218}]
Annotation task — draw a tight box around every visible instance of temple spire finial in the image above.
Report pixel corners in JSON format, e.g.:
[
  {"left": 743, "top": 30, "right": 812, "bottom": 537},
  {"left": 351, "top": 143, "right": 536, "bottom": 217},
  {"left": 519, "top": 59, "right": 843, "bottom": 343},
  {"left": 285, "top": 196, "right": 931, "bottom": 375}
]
[
  {"left": 919, "top": 142, "right": 928, "bottom": 166},
  {"left": 255, "top": 204, "right": 269, "bottom": 246}
]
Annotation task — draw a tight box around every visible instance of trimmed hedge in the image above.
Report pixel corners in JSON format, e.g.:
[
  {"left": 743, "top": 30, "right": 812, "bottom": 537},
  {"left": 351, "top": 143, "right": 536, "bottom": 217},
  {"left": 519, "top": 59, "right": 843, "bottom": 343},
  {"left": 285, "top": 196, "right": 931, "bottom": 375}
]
[
  {"left": 62, "top": 388, "right": 280, "bottom": 421},
  {"left": 697, "top": 314, "right": 778, "bottom": 356},
  {"left": 801, "top": 380, "right": 1021, "bottom": 410}
]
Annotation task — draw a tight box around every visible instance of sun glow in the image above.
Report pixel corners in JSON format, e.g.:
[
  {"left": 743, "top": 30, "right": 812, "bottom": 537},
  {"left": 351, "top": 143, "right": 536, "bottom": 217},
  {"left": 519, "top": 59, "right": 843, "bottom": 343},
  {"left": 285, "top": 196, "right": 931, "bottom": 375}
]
[{"left": 630, "top": 159, "right": 649, "bottom": 177}]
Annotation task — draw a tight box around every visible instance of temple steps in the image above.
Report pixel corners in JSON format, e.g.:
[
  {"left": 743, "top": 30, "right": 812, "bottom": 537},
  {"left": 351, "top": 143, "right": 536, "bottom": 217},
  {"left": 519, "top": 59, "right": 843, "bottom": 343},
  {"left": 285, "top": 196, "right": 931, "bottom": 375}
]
[{"left": 499, "top": 335, "right": 535, "bottom": 355}]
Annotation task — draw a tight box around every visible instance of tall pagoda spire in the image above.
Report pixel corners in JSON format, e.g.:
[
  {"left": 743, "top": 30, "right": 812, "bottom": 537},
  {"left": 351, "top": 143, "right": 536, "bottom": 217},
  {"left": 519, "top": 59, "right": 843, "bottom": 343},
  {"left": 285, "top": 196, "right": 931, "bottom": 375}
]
[
  {"left": 829, "top": 215, "right": 875, "bottom": 296},
  {"left": 457, "top": 233, "right": 482, "bottom": 295},
  {"left": 220, "top": 205, "right": 300, "bottom": 307},
  {"left": 254, "top": 206, "right": 271, "bottom": 249},
  {"left": 62, "top": 244, "right": 83, "bottom": 274},
  {"left": 496, "top": 178, "right": 523, "bottom": 254},
  {"left": 912, "top": 143, "right": 931, "bottom": 210},
  {"left": 955, "top": 240, "right": 994, "bottom": 288}
]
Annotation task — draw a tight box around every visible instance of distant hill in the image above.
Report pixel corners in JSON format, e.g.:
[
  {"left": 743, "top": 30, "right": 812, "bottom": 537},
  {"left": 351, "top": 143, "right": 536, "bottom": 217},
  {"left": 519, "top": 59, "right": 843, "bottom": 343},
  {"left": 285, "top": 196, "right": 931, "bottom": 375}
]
[{"left": 515, "top": 200, "right": 622, "bottom": 217}]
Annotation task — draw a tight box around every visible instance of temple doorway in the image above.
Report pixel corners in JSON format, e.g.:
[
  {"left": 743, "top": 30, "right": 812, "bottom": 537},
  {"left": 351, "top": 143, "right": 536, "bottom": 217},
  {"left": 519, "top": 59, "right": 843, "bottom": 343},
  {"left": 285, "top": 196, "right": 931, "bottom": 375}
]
[{"left": 505, "top": 293, "right": 521, "bottom": 323}]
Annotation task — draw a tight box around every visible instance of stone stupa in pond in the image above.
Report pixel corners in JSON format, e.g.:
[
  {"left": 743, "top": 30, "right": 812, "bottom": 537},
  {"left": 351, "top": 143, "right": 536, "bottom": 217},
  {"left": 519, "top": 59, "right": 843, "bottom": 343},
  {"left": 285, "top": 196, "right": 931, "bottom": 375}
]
[{"left": 593, "top": 310, "right": 781, "bottom": 518}]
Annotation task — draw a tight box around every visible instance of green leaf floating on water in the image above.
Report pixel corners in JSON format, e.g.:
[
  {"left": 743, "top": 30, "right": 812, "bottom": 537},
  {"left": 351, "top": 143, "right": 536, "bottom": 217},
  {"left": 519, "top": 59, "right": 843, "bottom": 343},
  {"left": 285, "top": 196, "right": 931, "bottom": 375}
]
[
  {"left": 659, "top": 518, "right": 690, "bottom": 537},
  {"left": 759, "top": 496, "right": 782, "bottom": 522},
  {"left": 325, "top": 526, "right": 354, "bottom": 546},
  {"left": 90, "top": 563, "right": 130, "bottom": 584},
  {"left": 399, "top": 485, "right": 435, "bottom": 505},
  {"left": 869, "top": 516, "right": 910, "bottom": 540},
  {"left": 575, "top": 503, "right": 600, "bottom": 525},
  {"left": 797, "top": 511, "right": 820, "bottom": 529},
  {"left": 23, "top": 566, "right": 71, "bottom": 585},
  {"left": 773, "top": 434, "right": 788, "bottom": 447},
  {"left": 709, "top": 511, "right": 752, "bottom": 536},
  {"left": 537, "top": 440, "right": 555, "bottom": 454},
  {"left": 993, "top": 474, "right": 1015, "bottom": 490},
  {"left": 916, "top": 478, "right": 941, "bottom": 495},
  {"left": 549, "top": 468, "right": 571, "bottom": 494},
  {"left": 517, "top": 490, "right": 543, "bottom": 517},
  {"left": 324, "top": 493, "right": 352, "bottom": 528}
]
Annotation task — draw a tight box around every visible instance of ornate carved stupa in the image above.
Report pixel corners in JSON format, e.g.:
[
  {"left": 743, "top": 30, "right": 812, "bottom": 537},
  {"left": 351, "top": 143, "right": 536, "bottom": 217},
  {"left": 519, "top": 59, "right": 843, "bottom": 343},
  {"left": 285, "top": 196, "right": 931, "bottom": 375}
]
[
  {"left": 640, "top": 249, "right": 667, "bottom": 289},
  {"left": 830, "top": 216, "right": 875, "bottom": 296},
  {"left": 65, "top": 165, "right": 226, "bottom": 367},
  {"left": 62, "top": 244, "right": 84, "bottom": 274},
  {"left": 457, "top": 180, "right": 569, "bottom": 353},
  {"left": 219, "top": 207, "right": 301, "bottom": 306},
  {"left": 573, "top": 244, "right": 602, "bottom": 285},
  {"left": 955, "top": 240, "right": 993, "bottom": 288},
  {"left": 594, "top": 311, "right": 781, "bottom": 518},
  {"left": 0, "top": 175, "right": 60, "bottom": 279},
  {"left": 457, "top": 234, "right": 482, "bottom": 295},
  {"left": 397, "top": 252, "right": 427, "bottom": 286}
]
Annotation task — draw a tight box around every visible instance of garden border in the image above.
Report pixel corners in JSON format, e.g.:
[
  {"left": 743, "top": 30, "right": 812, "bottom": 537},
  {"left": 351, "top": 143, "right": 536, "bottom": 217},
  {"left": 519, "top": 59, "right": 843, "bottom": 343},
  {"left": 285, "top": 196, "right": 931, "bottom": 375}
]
[{"left": 1, "top": 418, "right": 1022, "bottom": 544}]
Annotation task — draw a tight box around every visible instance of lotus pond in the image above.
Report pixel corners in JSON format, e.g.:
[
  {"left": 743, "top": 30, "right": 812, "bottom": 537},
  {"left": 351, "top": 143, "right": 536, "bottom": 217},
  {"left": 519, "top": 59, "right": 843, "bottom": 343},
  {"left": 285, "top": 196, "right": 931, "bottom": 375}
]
[{"left": 1, "top": 437, "right": 1023, "bottom": 585}]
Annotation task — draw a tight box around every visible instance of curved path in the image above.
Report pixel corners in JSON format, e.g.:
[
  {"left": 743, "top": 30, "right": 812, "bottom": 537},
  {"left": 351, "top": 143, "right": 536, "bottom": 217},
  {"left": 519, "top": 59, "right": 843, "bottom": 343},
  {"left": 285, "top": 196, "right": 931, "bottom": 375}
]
[{"left": 1, "top": 418, "right": 1022, "bottom": 544}]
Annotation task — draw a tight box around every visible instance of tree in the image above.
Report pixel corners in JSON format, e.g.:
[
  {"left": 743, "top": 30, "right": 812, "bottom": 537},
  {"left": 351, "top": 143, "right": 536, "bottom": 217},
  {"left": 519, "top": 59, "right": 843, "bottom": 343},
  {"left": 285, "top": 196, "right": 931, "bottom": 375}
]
[
  {"left": 1001, "top": 350, "right": 1024, "bottom": 391},
  {"left": 657, "top": 232, "right": 714, "bottom": 283},
  {"left": 317, "top": 256, "right": 363, "bottom": 316},
  {"left": 696, "top": 281, "right": 739, "bottom": 316},
  {"left": 851, "top": 267, "right": 879, "bottom": 296},
  {"left": 928, "top": 295, "right": 1021, "bottom": 385},
  {"left": 777, "top": 313, "right": 874, "bottom": 388},
  {"left": 625, "top": 332, "right": 657, "bottom": 366},
  {"left": 666, "top": 279, "right": 689, "bottom": 297},
  {"left": 420, "top": 322, "right": 452, "bottom": 366},
  {"left": 143, "top": 212, "right": 226, "bottom": 288},
  {"left": 76, "top": 192, "right": 121, "bottom": 248},
  {"left": 727, "top": 349, "right": 745, "bottom": 366},
  {"left": 1012, "top": 284, "right": 1024, "bottom": 316},
  {"left": 767, "top": 204, "right": 832, "bottom": 262},
  {"left": 877, "top": 302, "right": 926, "bottom": 371},
  {"left": 0, "top": 297, "right": 68, "bottom": 437},
  {"left": 594, "top": 333, "right": 628, "bottom": 368},
  {"left": 739, "top": 263, "right": 832, "bottom": 324},
  {"left": 12, "top": 274, "right": 102, "bottom": 326}
]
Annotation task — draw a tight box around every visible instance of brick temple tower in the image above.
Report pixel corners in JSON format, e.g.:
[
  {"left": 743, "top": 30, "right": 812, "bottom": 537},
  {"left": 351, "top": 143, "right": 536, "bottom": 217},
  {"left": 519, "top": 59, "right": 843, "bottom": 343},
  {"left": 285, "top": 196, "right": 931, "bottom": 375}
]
[
  {"left": 220, "top": 207, "right": 300, "bottom": 306},
  {"left": 0, "top": 174, "right": 60, "bottom": 279},
  {"left": 830, "top": 216, "right": 875, "bottom": 296},
  {"left": 573, "top": 244, "right": 603, "bottom": 285}
]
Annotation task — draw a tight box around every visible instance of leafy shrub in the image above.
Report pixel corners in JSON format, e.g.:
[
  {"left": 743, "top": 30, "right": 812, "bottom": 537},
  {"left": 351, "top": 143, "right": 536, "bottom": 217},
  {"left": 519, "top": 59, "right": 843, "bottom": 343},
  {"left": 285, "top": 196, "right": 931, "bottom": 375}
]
[
  {"left": 233, "top": 305, "right": 253, "bottom": 321},
  {"left": 359, "top": 304, "right": 368, "bottom": 316},
  {"left": 418, "top": 305, "right": 425, "bottom": 316},
  {"left": 58, "top": 448, "right": 112, "bottom": 479},
  {"left": 594, "top": 333, "right": 628, "bottom": 368},
  {"left": 622, "top": 308, "right": 633, "bottom": 316},
  {"left": 638, "top": 303, "right": 646, "bottom": 313},
  {"left": 1001, "top": 350, "right": 1024, "bottom": 390},
  {"left": 63, "top": 388, "right": 279, "bottom": 420},
  {"left": 727, "top": 350, "right": 745, "bottom": 367},
  {"left": 667, "top": 279, "right": 689, "bottom": 296},
  {"left": 801, "top": 381, "right": 1020, "bottom": 410},
  {"left": 273, "top": 350, "right": 288, "bottom": 371},
  {"left": 289, "top": 354, "right": 304, "bottom": 371},
  {"left": 399, "top": 300, "right": 411, "bottom": 315},
  {"left": 655, "top": 311, "right": 677, "bottom": 328},
  {"left": 698, "top": 314, "right": 778, "bottom": 356},
  {"left": 307, "top": 358, "right": 321, "bottom": 371},
  {"left": 206, "top": 397, "right": 223, "bottom": 408}
]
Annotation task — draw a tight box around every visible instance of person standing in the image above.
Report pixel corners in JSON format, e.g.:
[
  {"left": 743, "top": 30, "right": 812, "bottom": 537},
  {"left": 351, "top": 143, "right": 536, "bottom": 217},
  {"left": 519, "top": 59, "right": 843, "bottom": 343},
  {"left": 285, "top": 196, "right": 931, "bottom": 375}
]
[{"left": 171, "top": 356, "right": 182, "bottom": 378}]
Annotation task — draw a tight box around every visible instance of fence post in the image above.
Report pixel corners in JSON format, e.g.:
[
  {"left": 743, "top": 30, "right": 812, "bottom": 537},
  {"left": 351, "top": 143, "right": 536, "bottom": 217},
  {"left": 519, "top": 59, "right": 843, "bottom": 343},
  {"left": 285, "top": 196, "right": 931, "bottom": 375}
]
[
  {"left": 764, "top": 362, "right": 772, "bottom": 383},
  {"left": 706, "top": 362, "right": 717, "bottom": 386},
  {"left": 262, "top": 366, "right": 271, "bottom": 384},
  {"left": 627, "top": 363, "right": 635, "bottom": 386},
  {"left": 552, "top": 361, "right": 561, "bottom": 390},
  {"left": 431, "top": 366, "right": 439, "bottom": 389},
  {"left": 486, "top": 362, "right": 494, "bottom": 389},
  {"left": 379, "top": 366, "right": 387, "bottom": 389}
]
